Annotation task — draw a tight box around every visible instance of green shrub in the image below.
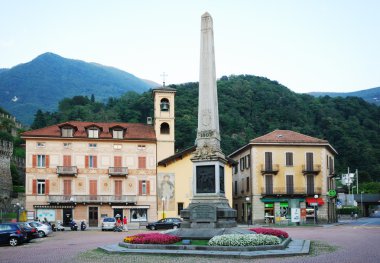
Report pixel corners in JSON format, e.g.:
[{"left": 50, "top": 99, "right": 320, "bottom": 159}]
[
  {"left": 337, "top": 206, "right": 360, "bottom": 215},
  {"left": 208, "top": 234, "right": 281, "bottom": 246}
]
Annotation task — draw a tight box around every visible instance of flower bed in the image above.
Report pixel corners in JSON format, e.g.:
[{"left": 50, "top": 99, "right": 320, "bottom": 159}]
[
  {"left": 208, "top": 234, "right": 281, "bottom": 246},
  {"left": 249, "top": 228, "right": 289, "bottom": 238},
  {"left": 123, "top": 233, "right": 181, "bottom": 244}
]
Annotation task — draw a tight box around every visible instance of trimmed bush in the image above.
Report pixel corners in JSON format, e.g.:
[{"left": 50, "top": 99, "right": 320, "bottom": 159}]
[
  {"left": 208, "top": 234, "right": 281, "bottom": 246},
  {"left": 123, "top": 233, "right": 181, "bottom": 244},
  {"left": 249, "top": 228, "right": 289, "bottom": 238}
]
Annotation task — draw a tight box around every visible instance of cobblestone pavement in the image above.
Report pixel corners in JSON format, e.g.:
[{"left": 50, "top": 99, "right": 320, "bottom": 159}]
[{"left": 0, "top": 221, "right": 379, "bottom": 263}]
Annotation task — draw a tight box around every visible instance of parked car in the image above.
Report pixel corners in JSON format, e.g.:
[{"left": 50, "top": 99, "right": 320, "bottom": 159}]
[
  {"left": 0, "top": 223, "right": 27, "bottom": 246},
  {"left": 18, "top": 222, "right": 39, "bottom": 242},
  {"left": 146, "top": 218, "right": 182, "bottom": 230},
  {"left": 26, "top": 221, "right": 53, "bottom": 238},
  {"left": 101, "top": 217, "right": 116, "bottom": 231}
]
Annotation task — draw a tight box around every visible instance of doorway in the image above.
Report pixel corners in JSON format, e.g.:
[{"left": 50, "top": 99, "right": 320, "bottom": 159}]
[
  {"left": 113, "top": 208, "right": 123, "bottom": 219},
  {"left": 62, "top": 208, "right": 73, "bottom": 226},
  {"left": 89, "top": 207, "right": 98, "bottom": 227}
]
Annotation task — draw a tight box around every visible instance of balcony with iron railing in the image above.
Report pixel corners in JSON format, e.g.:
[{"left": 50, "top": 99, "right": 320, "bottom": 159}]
[
  {"left": 261, "top": 186, "right": 322, "bottom": 196},
  {"left": 56, "top": 166, "right": 78, "bottom": 176},
  {"left": 302, "top": 164, "right": 321, "bottom": 175},
  {"left": 108, "top": 167, "right": 128, "bottom": 176},
  {"left": 48, "top": 195, "right": 137, "bottom": 204},
  {"left": 260, "top": 164, "right": 280, "bottom": 175}
]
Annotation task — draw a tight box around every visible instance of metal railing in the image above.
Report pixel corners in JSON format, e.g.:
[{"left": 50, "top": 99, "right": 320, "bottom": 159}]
[
  {"left": 108, "top": 167, "right": 128, "bottom": 176},
  {"left": 48, "top": 195, "right": 137, "bottom": 203},
  {"left": 302, "top": 164, "right": 321, "bottom": 174},
  {"left": 56, "top": 166, "right": 78, "bottom": 176},
  {"left": 261, "top": 187, "right": 322, "bottom": 195},
  {"left": 260, "top": 164, "right": 280, "bottom": 175}
]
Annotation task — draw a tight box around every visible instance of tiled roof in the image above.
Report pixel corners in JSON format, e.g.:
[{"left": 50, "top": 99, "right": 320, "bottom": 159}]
[
  {"left": 21, "top": 121, "right": 156, "bottom": 140},
  {"left": 250, "top": 130, "right": 328, "bottom": 144}
]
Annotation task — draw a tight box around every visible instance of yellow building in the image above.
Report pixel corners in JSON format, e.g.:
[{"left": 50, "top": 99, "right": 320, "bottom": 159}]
[
  {"left": 229, "top": 130, "right": 337, "bottom": 224},
  {"left": 157, "top": 146, "right": 235, "bottom": 219}
]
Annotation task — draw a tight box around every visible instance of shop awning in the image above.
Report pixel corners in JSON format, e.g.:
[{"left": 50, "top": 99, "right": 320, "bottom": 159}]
[
  {"left": 306, "top": 197, "right": 325, "bottom": 206},
  {"left": 34, "top": 205, "right": 75, "bottom": 209}
]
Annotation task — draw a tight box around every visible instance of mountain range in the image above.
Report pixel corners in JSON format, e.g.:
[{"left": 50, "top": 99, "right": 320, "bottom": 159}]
[
  {"left": 308, "top": 87, "right": 380, "bottom": 106},
  {"left": 0, "top": 52, "right": 378, "bottom": 124},
  {"left": 0, "top": 53, "right": 159, "bottom": 124}
]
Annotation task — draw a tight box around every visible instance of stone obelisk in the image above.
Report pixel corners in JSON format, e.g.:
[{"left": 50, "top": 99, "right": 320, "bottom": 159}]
[{"left": 175, "top": 13, "right": 243, "bottom": 239}]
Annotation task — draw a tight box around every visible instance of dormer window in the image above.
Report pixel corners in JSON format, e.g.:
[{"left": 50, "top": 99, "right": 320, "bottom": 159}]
[
  {"left": 113, "top": 129, "right": 123, "bottom": 139},
  {"left": 160, "top": 98, "right": 170, "bottom": 111},
  {"left": 61, "top": 127, "right": 73, "bottom": 137},
  {"left": 88, "top": 128, "right": 99, "bottom": 138}
]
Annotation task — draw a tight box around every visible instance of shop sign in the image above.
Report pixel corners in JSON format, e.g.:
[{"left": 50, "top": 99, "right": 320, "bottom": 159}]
[
  {"left": 265, "top": 203, "right": 274, "bottom": 208},
  {"left": 280, "top": 202, "right": 288, "bottom": 207},
  {"left": 328, "top": 190, "right": 337, "bottom": 197}
]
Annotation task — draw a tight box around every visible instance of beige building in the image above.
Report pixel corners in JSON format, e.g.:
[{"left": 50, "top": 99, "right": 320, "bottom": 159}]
[
  {"left": 22, "top": 121, "right": 158, "bottom": 227},
  {"left": 157, "top": 146, "right": 236, "bottom": 219},
  {"left": 229, "top": 130, "right": 338, "bottom": 224}
]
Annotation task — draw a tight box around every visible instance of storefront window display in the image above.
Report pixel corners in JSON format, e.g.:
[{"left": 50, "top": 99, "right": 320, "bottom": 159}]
[{"left": 130, "top": 209, "right": 147, "bottom": 222}]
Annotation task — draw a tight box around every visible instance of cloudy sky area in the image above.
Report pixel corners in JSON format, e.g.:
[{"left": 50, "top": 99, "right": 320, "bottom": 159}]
[{"left": 0, "top": 0, "right": 379, "bottom": 93}]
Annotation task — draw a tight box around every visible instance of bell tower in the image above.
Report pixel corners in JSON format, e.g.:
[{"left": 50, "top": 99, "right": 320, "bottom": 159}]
[{"left": 153, "top": 84, "right": 176, "bottom": 162}]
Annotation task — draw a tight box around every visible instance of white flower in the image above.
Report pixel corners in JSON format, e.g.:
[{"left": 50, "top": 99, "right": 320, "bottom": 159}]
[{"left": 208, "top": 234, "right": 281, "bottom": 246}]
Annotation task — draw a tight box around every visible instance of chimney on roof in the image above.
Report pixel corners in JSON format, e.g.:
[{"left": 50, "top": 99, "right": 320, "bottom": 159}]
[{"left": 147, "top": 117, "right": 153, "bottom": 125}]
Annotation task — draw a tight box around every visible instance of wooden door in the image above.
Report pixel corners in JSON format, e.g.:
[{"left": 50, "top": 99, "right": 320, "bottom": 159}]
[
  {"left": 265, "top": 175, "right": 273, "bottom": 194},
  {"left": 63, "top": 180, "right": 72, "bottom": 200},
  {"left": 114, "top": 156, "right": 122, "bottom": 173},
  {"left": 88, "top": 207, "right": 98, "bottom": 227},
  {"left": 115, "top": 180, "right": 122, "bottom": 200},
  {"left": 286, "top": 175, "right": 294, "bottom": 194},
  {"left": 63, "top": 155, "right": 72, "bottom": 166},
  {"left": 265, "top": 152, "right": 272, "bottom": 171},
  {"left": 89, "top": 180, "right": 97, "bottom": 200},
  {"left": 306, "top": 153, "right": 314, "bottom": 171},
  {"left": 307, "top": 174, "right": 314, "bottom": 195}
]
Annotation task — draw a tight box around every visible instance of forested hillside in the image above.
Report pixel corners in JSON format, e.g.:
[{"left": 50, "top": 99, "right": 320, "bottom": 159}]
[{"left": 31, "top": 75, "right": 380, "bottom": 182}]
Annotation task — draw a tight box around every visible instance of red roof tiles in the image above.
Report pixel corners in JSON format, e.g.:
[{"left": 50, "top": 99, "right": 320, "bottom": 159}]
[
  {"left": 21, "top": 121, "right": 156, "bottom": 140},
  {"left": 250, "top": 130, "right": 328, "bottom": 144}
]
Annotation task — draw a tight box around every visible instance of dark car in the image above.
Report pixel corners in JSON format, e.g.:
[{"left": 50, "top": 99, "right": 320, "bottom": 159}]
[
  {"left": 146, "top": 218, "right": 182, "bottom": 230},
  {"left": 18, "top": 222, "right": 39, "bottom": 241},
  {"left": 0, "top": 223, "right": 26, "bottom": 246}
]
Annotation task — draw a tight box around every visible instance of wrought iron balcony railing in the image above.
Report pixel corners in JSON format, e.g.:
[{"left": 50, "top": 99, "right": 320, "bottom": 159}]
[
  {"left": 108, "top": 167, "right": 128, "bottom": 176},
  {"left": 260, "top": 164, "right": 280, "bottom": 175},
  {"left": 56, "top": 166, "right": 78, "bottom": 176},
  {"left": 261, "top": 187, "right": 322, "bottom": 196},
  {"left": 48, "top": 195, "right": 137, "bottom": 203},
  {"left": 302, "top": 164, "right": 321, "bottom": 175}
]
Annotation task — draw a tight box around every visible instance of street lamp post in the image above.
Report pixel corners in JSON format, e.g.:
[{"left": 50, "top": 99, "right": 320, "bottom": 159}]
[
  {"left": 162, "top": 197, "right": 165, "bottom": 219},
  {"left": 314, "top": 195, "right": 318, "bottom": 224},
  {"left": 14, "top": 202, "right": 22, "bottom": 222},
  {"left": 245, "top": 196, "right": 250, "bottom": 228},
  {"left": 360, "top": 192, "right": 364, "bottom": 216}
]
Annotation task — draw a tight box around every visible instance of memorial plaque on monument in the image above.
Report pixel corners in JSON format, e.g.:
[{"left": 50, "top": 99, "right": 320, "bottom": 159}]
[
  {"left": 196, "top": 165, "right": 215, "bottom": 193},
  {"left": 190, "top": 204, "right": 217, "bottom": 222}
]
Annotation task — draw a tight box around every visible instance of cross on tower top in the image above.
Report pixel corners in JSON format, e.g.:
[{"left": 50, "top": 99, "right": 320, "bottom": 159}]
[{"left": 160, "top": 72, "right": 168, "bottom": 87}]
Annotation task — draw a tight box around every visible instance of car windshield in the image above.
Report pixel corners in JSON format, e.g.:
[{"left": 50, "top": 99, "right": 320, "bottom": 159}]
[{"left": 103, "top": 218, "right": 116, "bottom": 222}]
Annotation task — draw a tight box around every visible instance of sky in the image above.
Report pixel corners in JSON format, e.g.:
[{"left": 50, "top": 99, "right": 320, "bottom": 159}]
[{"left": 0, "top": 0, "right": 379, "bottom": 93}]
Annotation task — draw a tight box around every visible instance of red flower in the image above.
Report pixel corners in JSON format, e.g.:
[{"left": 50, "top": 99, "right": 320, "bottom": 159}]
[{"left": 249, "top": 228, "right": 289, "bottom": 238}]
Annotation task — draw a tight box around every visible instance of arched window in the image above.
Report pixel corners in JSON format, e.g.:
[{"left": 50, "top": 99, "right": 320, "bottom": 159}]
[
  {"left": 160, "top": 98, "right": 170, "bottom": 111},
  {"left": 160, "top": 123, "right": 170, "bottom": 134}
]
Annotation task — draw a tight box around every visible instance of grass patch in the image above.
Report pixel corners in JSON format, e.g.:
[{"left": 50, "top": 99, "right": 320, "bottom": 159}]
[
  {"left": 173, "top": 239, "right": 209, "bottom": 246},
  {"left": 309, "top": 240, "right": 339, "bottom": 256}
]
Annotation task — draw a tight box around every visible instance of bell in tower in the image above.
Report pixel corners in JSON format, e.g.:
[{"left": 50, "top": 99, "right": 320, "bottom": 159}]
[{"left": 160, "top": 98, "right": 170, "bottom": 111}]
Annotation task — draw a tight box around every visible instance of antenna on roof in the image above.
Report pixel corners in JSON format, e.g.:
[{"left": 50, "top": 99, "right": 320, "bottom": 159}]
[{"left": 160, "top": 72, "right": 168, "bottom": 87}]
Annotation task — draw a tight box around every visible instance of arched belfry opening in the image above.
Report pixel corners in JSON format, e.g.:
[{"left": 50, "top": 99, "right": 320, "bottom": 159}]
[
  {"left": 160, "top": 122, "right": 170, "bottom": 134},
  {"left": 160, "top": 98, "right": 170, "bottom": 111}
]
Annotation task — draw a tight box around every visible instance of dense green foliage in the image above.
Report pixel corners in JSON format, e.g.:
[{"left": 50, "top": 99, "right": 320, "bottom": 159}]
[
  {"left": 31, "top": 75, "right": 380, "bottom": 182},
  {"left": 359, "top": 182, "right": 380, "bottom": 194},
  {"left": 0, "top": 52, "right": 157, "bottom": 124}
]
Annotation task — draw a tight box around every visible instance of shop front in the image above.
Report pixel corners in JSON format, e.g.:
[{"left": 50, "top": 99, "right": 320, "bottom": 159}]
[{"left": 261, "top": 198, "right": 305, "bottom": 224}]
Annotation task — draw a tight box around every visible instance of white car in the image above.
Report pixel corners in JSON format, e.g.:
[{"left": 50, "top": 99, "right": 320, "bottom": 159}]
[
  {"left": 27, "top": 221, "right": 53, "bottom": 237},
  {"left": 101, "top": 217, "right": 116, "bottom": 231}
]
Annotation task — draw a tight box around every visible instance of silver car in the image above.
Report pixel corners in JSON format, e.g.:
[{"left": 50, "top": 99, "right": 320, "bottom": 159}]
[
  {"left": 101, "top": 217, "right": 116, "bottom": 231},
  {"left": 27, "top": 221, "right": 53, "bottom": 237}
]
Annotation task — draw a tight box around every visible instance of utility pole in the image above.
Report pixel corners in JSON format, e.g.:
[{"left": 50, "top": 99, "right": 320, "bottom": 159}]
[{"left": 356, "top": 169, "right": 359, "bottom": 195}]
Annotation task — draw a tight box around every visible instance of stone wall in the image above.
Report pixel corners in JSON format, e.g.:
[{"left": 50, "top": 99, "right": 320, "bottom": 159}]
[{"left": 0, "top": 140, "right": 13, "bottom": 210}]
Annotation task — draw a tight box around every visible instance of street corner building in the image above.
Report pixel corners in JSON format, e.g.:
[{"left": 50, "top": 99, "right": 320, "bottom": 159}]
[
  {"left": 21, "top": 87, "right": 176, "bottom": 227},
  {"left": 229, "top": 130, "right": 338, "bottom": 225}
]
